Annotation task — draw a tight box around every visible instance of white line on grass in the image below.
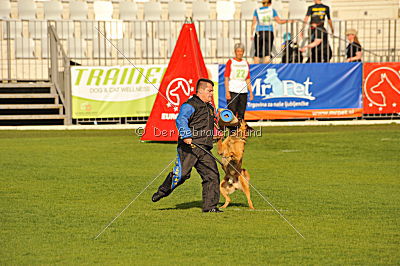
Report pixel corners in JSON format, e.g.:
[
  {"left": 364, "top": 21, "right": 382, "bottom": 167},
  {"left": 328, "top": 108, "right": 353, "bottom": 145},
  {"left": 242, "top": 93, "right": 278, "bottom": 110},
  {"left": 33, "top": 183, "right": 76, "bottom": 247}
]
[
  {"left": 0, "top": 120, "right": 398, "bottom": 131},
  {"left": 94, "top": 158, "right": 175, "bottom": 240},
  {"left": 194, "top": 144, "right": 306, "bottom": 240},
  {"left": 229, "top": 208, "right": 289, "bottom": 212},
  {"left": 247, "top": 183, "right": 306, "bottom": 239}
]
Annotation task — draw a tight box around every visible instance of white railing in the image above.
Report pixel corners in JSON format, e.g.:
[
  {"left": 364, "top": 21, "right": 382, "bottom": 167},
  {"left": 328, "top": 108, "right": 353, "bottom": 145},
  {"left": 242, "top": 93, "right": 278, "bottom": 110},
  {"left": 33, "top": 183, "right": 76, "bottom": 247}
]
[{"left": 0, "top": 18, "right": 399, "bottom": 82}]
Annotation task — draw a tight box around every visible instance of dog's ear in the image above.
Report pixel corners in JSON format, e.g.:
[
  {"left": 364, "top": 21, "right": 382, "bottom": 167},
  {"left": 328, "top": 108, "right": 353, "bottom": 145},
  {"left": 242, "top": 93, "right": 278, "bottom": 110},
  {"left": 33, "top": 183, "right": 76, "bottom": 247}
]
[
  {"left": 245, "top": 122, "right": 254, "bottom": 137},
  {"left": 246, "top": 124, "right": 254, "bottom": 132}
]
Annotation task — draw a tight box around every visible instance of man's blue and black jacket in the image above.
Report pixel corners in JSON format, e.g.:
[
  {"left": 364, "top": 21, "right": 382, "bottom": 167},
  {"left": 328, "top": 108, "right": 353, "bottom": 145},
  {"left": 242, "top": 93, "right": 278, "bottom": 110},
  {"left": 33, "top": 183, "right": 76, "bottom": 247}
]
[{"left": 176, "top": 94, "right": 215, "bottom": 149}]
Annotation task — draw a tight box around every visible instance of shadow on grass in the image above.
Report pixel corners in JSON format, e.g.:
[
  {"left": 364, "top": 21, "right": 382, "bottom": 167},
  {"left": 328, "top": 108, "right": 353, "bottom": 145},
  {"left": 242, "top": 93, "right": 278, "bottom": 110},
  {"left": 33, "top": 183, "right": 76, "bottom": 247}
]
[{"left": 159, "top": 200, "right": 248, "bottom": 210}]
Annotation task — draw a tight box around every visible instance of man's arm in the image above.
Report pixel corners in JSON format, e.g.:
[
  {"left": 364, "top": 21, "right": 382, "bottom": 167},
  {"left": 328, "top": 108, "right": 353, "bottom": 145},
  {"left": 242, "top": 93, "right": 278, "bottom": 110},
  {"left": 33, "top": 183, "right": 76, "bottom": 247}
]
[
  {"left": 224, "top": 77, "right": 231, "bottom": 101},
  {"left": 251, "top": 16, "right": 257, "bottom": 40},
  {"left": 274, "top": 16, "right": 292, "bottom": 24},
  {"left": 303, "top": 15, "right": 310, "bottom": 25},
  {"left": 176, "top": 103, "right": 195, "bottom": 144},
  {"left": 245, "top": 64, "right": 253, "bottom": 101},
  {"left": 299, "top": 39, "right": 322, "bottom": 52},
  {"left": 300, "top": 6, "right": 312, "bottom": 38},
  {"left": 328, "top": 19, "right": 334, "bottom": 34},
  {"left": 326, "top": 5, "right": 334, "bottom": 34},
  {"left": 251, "top": 8, "right": 258, "bottom": 38},
  {"left": 347, "top": 51, "right": 362, "bottom": 62},
  {"left": 246, "top": 78, "right": 254, "bottom": 101}
]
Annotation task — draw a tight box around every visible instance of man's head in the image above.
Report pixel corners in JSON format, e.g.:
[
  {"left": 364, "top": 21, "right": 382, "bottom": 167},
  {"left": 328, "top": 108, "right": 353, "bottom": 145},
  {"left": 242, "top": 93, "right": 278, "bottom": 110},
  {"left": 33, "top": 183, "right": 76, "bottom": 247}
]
[
  {"left": 313, "top": 0, "right": 322, "bottom": 4},
  {"left": 261, "top": 0, "right": 271, "bottom": 6},
  {"left": 234, "top": 43, "right": 245, "bottom": 60},
  {"left": 196, "top": 78, "right": 214, "bottom": 103}
]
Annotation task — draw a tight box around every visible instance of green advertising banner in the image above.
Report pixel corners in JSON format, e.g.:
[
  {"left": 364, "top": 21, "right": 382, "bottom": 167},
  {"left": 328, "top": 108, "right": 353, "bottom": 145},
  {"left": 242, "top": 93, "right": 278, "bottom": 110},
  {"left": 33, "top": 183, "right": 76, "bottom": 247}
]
[{"left": 71, "top": 65, "right": 219, "bottom": 118}]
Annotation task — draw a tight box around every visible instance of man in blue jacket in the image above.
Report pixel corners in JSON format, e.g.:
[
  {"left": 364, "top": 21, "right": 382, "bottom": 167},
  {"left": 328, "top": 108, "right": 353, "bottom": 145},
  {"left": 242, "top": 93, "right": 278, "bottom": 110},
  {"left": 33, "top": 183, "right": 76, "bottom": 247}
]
[{"left": 152, "top": 78, "right": 222, "bottom": 213}]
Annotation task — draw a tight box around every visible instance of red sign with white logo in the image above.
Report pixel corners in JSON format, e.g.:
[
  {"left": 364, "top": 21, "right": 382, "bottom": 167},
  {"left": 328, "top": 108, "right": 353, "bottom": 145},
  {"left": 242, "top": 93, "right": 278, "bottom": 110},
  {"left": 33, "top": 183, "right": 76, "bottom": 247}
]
[
  {"left": 140, "top": 23, "right": 208, "bottom": 141},
  {"left": 363, "top": 63, "right": 400, "bottom": 114}
]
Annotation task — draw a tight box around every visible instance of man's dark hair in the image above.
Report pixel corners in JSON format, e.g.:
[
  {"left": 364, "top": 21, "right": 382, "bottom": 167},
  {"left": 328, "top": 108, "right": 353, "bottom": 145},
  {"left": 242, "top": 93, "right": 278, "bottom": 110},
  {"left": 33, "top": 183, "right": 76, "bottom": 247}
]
[{"left": 196, "top": 78, "right": 214, "bottom": 93}]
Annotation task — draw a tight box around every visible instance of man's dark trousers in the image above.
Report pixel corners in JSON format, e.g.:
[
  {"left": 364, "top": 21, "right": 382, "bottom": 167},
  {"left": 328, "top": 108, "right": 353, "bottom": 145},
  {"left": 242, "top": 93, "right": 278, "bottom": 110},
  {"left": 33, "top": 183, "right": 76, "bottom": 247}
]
[{"left": 156, "top": 143, "right": 220, "bottom": 211}]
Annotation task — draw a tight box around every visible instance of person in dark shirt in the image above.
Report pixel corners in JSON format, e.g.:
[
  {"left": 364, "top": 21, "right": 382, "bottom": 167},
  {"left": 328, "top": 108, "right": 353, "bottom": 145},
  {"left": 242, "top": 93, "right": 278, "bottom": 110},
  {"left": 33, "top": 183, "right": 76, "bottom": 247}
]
[
  {"left": 303, "top": 0, "right": 334, "bottom": 34},
  {"left": 345, "top": 29, "right": 362, "bottom": 62},
  {"left": 299, "top": 16, "right": 332, "bottom": 63}
]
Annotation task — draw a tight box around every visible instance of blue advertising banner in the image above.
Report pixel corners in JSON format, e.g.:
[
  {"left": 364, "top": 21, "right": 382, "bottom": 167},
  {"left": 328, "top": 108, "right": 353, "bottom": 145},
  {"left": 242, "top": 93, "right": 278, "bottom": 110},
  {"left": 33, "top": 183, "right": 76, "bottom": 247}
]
[{"left": 218, "top": 63, "right": 363, "bottom": 119}]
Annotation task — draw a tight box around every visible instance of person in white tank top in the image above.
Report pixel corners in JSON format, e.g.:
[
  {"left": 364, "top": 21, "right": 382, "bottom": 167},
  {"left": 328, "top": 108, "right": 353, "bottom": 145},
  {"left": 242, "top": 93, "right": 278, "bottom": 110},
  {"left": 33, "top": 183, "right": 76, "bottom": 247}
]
[
  {"left": 251, "top": 0, "right": 292, "bottom": 64},
  {"left": 224, "top": 43, "right": 254, "bottom": 120}
]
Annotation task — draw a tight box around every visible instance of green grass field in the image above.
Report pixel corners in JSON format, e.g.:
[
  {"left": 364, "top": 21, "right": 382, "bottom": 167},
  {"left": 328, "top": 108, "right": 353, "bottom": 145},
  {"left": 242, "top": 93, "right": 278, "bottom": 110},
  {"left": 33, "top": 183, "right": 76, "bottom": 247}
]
[{"left": 1, "top": 125, "right": 399, "bottom": 264}]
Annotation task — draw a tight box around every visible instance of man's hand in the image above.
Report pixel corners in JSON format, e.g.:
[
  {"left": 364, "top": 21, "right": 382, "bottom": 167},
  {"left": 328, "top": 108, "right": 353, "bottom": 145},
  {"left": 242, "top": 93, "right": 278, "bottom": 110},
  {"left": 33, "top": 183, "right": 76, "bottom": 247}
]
[
  {"left": 183, "top": 138, "right": 192, "bottom": 145},
  {"left": 299, "top": 47, "right": 307, "bottom": 53},
  {"left": 251, "top": 31, "right": 257, "bottom": 41},
  {"left": 226, "top": 91, "right": 231, "bottom": 101},
  {"left": 249, "top": 92, "right": 254, "bottom": 101}
]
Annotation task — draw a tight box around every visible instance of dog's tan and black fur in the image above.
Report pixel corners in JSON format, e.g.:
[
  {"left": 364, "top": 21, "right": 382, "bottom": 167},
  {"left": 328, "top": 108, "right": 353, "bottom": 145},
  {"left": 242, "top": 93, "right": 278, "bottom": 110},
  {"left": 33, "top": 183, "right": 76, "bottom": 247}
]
[{"left": 217, "top": 120, "right": 254, "bottom": 209}]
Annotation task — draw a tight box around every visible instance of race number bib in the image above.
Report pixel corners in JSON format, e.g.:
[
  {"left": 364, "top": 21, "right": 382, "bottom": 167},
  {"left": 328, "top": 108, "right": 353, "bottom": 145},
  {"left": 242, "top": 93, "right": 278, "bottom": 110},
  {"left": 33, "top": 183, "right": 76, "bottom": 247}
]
[
  {"left": 233, "top": 69, "right": 247, "bottom": 79},
  {"left": 257, "top": 8, "right": 273, "bottom": 26},
  {"left": 229, "top": 59, "right": 249, "bottom": 81}
]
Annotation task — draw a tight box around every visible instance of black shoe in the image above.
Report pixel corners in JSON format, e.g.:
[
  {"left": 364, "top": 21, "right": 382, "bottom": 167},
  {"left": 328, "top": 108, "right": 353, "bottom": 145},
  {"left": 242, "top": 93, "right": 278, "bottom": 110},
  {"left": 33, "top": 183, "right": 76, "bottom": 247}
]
[
  {"left": 152, "top": 191, "right": 165, "bottom": 202},
  {"left": 202, "top": 208, "right": 223, "bottom": 213}
]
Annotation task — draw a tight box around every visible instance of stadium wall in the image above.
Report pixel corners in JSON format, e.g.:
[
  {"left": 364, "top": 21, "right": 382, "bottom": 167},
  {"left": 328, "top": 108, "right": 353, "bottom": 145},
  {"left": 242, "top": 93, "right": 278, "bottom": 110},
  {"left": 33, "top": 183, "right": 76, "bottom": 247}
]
[{"left": 68, "top": 62, "right": 400, "bottom": 123}]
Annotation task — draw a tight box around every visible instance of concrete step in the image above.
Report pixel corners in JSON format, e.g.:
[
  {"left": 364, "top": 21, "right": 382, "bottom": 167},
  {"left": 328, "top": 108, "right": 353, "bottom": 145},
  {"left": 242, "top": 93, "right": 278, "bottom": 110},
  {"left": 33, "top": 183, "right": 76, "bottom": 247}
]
[
  {"left": 0, "top": 82, "right": 53, "bottom": 94},
  {"left": 0, "top": 94, "right": 58, "bottom": 99},
  {"left": 0, "top": 83, "right": 52, "bottom": 88},
  {"left": 0, "top": 104, "right": 63, "bottom": 109},
  {"left": 0, "top": 115, "right": 65, "bottom": 120}
]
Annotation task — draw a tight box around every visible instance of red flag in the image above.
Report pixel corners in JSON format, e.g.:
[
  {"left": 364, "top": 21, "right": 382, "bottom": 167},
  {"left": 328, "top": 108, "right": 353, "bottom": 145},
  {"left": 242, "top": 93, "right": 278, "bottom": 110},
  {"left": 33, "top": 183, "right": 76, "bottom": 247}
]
[{"left": 141, "top": 23, "right": 208, "bottom": 141}]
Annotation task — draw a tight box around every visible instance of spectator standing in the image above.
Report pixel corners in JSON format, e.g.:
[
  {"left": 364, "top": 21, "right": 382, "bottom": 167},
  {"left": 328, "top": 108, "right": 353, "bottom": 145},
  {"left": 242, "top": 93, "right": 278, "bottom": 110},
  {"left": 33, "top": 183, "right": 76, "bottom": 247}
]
[
  {"left": 299, "top": 16, "right": 332, "bottom": 63},
  {"left": 251, "top": 0, "right": 291, "bottom": 64},
  {"left": 303, "top": 0, "right": 334, "bottom": 35},
  {"left": 345, "top": 29, "right": 362, "bottom": 62},
  {"left": 224, "top": 43, "right": 254, "bottom": 120}
]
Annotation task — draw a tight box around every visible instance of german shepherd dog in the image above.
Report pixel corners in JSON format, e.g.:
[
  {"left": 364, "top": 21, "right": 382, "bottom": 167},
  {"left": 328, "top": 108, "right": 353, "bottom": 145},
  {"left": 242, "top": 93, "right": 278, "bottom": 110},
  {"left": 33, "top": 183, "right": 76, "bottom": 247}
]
[{"left": 217, "top": 120, "right": 254, "bottom": 209}]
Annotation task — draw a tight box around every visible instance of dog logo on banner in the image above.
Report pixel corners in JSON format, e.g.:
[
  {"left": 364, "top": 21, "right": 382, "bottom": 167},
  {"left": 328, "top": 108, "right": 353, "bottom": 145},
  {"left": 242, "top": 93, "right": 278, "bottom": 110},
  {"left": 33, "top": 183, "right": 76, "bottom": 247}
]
[
  {"left": 166, "top": 78, "right": 194, "bottom": 111},
  {"left": 364, "top": 67, "right": 400, "bottom": 110}
]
